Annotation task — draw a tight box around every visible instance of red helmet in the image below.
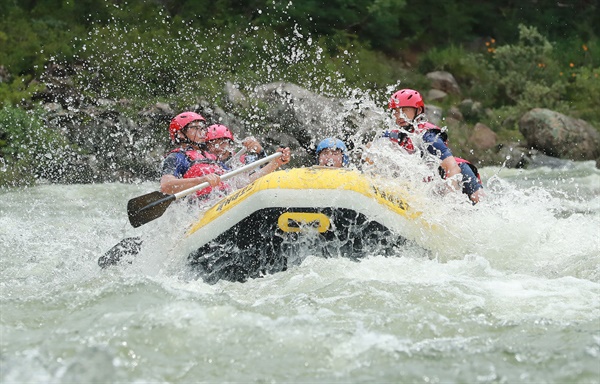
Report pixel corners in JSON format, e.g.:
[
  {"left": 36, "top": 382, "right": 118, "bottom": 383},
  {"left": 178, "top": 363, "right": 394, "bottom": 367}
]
[
  {"left": 206, "top": 124, "right": 234, "bottom": 142},
  {"left": 388, "top": 89, "right": 425, "bottom": 112},
  {"left": 169, "top": 112, "right": 206, "bottom": 142}
]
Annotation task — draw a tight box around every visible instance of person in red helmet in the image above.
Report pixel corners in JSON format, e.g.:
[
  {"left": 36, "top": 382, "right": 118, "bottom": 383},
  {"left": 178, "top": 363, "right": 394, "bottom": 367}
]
[
  {"left": 161, "top": 111, "right": 223, "bottom": 196},
  {"left": 204, "top": 123, "right": 292, "bottom": 177},
  {"left": 204, "top": 124, "right": 269, "bottom": 168},
  {"left": 385, "top": 89, "right": 484, "bottom": 204},
  {"left": 161, "top": 114, "right": 291, "bottom": 198},
  {"left": 204, "top": 124, "right": 235, "bottom": 162}
]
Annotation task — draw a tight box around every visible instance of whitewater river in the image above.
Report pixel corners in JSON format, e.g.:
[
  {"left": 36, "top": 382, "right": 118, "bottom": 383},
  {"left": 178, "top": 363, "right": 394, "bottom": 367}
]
[{"left": 1, "top": 161, "right": 599, "bottom": 383}]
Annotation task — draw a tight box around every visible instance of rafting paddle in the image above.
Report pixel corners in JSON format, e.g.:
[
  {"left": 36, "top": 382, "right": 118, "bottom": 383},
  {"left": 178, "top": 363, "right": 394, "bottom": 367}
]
[
  {"left": 127, "top": 152, "right": 282, "bottom": 228},
  {"left": 98, "top": 152, "right": 282, "bottom": 268},
  {"left": 98, "top": 236, "right": 143, "bottom": 268}
]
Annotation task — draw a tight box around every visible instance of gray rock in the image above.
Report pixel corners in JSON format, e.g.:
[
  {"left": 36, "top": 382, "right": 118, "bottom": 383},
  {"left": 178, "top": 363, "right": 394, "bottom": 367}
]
[
  {"left": 468, "top": 123, "right": 497, "bottom": 150},
  {"left": 427, "top": 89, "right": 448, "bottom": 101},
  {"left": 253, "top": 82, "right": 343, "bottom": 137},
  {"left": 251, "top": 82, "right": 386, "bottom": 159},
  {"left": 225, "top": 81, "right": 249, "bottom": 107},
  {"left": 43, "top": 102, "right": 63, "bottom": 113},
  {"left": 459, "top": 99, "right": 484, "bottom": 120},
  {"left": 140, "top": 102, "right": 173, "bottom": 117},
  {"left": 519, "top": 108, "right": 600, "bottom": 161},
  {"left": 426, "top": 71, "right": 461, "bottom": 95},
  {"left": 155, "top": 102, "right": 174, "bottom": 116},
  {"left": 97, "top": 98, "right": 116, "bottom": 107},
  {"left": 425, "top": 104, "right": 443, "bottom": 126},
  {"left": 527, "top": 151, "right": 577, "bottom": 169},
  {"left": 497, "top": 143, "right": 530, "bottom": 168},
  {"left": 447, "top": 106, "right": 464, "bottom": 121}
]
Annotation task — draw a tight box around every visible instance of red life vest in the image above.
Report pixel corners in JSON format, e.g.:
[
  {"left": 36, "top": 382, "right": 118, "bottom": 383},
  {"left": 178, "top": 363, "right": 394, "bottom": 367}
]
[{"left": 171, "top": 148, "right": 231, "bottom": 196}]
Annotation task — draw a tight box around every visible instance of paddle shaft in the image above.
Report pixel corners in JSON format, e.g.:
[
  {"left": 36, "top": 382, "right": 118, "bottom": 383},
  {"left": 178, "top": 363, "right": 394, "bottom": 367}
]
[
  {"left": 224, "top": 147, "right": 247, "bottom": 166},
  {"left": 173, "top": 151, "right": 281, "bottom": 199},
  {"left": 108, "top": 151, "right": 284, "bottom": 266},
  {"left": 127, "top": 151, "right": 282, "bottom": 227}
]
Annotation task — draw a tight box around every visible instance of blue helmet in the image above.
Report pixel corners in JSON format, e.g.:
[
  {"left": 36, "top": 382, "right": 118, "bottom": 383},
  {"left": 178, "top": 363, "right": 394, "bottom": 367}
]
[{"left": 315, "top": 138, "right": 349, "bottom": 166}]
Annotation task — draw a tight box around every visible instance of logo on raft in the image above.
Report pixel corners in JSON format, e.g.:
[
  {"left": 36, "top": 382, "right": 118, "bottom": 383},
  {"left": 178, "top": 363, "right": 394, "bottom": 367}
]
[
  {"left": 214, "top": 183, "right": 255, "bottom": 212},
  {"left": 277, "top": 212, "right": 331, "bottom": 233},
  {"left": 370, "top": 185, "right": 409, "bottom": 212}
]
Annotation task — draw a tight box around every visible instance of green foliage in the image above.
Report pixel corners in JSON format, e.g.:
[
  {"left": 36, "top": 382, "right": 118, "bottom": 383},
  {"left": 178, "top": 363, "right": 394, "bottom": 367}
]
[
  {"left": 553, "top": 38, "right": 599, "bottom": 70},
  {"left": 72, "top": 15, "right": 415, "bottom": 108},
  {"left": 332, "top": 43, "right": 411, "bottom": 91},
  {"left": 490, "top": 25, "right": 561, "bottom": 106},
  {"left": 271, "top": 0, "right": 407, "bottom": 52},
  {"left": 0, "top": 7, "right": 86, "bottom": 76},
  {"left": 0, "top": 105, "right": 73, "bottom": 187},
  {"left": 0, "top": 75, "right": 45, "bottom": 107},
  {"left": 398, "top": 0, "right": 483, "bottom": 48},
  {"left": 415, "top": 24, "right": 599, "bottom": 134},
  {"left": 418, "top": 45, "right": 500, "bottom": 106},
  {"left": 566, "top": 66, "right": 600, "bottom": 127},
  {"left": 418, "top": 45, "right": 491, "bottom": 84}
]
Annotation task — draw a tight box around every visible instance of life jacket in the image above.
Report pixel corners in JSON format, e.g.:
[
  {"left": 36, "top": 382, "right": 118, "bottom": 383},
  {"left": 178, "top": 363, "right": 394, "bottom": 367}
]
[
  {"left": 391, "top": 122, "right": 448, "bottom": 154},
  {"left": 171, "top": 148, "right": 231, "bottom": 196},
  {"left": 387, "top": 123, "right": 481, "bottom": 184}
]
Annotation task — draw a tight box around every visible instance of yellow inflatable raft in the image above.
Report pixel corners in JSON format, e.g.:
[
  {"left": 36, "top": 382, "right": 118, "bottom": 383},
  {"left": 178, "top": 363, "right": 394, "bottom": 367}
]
[{"left": 180, "top": 167, "right": 432, "bottom": 283}]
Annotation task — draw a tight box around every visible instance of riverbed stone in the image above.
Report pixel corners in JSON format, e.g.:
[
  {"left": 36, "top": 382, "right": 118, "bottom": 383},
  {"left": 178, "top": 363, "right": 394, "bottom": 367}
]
[
  {"left": 519, "top": 108, "right": 600, "bottom": 161},
  {"left": 468, "top": 123, "right": 497, "bottom": 150},
  {"left": 425, "top": 104, "right": 443, "bottom": 126},
  {"left": 426, "top": 71, "right": 461, "bottom": 95},
  {"left": 427, "top": 89, "right": 448, "bottom": 101},
  {"left": 447, "top": 106, "right": 464, "bottom": 121}
]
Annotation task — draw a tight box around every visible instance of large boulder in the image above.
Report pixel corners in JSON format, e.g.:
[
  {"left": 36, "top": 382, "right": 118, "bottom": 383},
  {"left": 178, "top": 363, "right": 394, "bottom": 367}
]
[
  {"left": 252, "top": 82, "right": 387, "bottom": 161},
  {"left": 519, "top": 108, "right": 600, "bottom": 161},
  {"left": 34, "top": 62, "right": 88, "bottom": 107},
  {"left": 427, "top": 89, "right": 448, "bottom": 101},
  {"left": 426, "top": 71, "right": 461, "bottom": 95},
  {"left": 253, "top": 82, "right": 343, "bottom": 137},
  {"left": 425, "top": 104, "right": 443, "bottom": 126},
  {"left": 468, "top": 123, "right": 497, "bottom": 150},
  {"left": 224, "top": 81, "right": 249, "bottom": 108}
]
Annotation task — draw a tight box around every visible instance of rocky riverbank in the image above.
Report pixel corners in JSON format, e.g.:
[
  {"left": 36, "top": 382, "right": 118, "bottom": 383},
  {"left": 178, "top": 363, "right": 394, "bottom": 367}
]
[{"left": 3, "top": 65, "right": 599, "bottom": 185}]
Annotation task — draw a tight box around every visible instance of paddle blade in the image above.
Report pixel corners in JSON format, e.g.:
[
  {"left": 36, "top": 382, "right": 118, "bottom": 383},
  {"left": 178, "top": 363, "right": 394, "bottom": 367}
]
[
  {"left": 98, "top": 237, "right": 143, "bottom": 268},
  {"left": 127, "top": 191, "right": 175, "bottom": 228}
]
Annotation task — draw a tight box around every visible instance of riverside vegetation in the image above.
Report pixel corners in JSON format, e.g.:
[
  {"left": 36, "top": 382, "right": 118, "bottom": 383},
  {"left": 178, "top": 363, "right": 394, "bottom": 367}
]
[{"left": 0, "top": 0, "right": 598, "bottom": 187}]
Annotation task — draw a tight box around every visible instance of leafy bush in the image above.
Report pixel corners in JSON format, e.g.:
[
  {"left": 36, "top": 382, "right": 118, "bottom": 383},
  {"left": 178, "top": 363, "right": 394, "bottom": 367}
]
[
  {"left": 0, "top": 7, "right": 85, "bottom": 76},
  {"left": 417, "top": 45, "right": 499, "bottom": 105},
  {"left": 489, "top": 25, "right": 564, "bottom": 107},
  {"left": 566, "top": 66, "right": 600, "bottom": 127}
]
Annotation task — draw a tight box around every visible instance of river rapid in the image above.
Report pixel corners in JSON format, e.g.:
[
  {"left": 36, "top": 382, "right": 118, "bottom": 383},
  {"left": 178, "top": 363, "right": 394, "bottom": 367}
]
[{"left": 1, "top": 161, "right": 599, "bottom": 383}]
